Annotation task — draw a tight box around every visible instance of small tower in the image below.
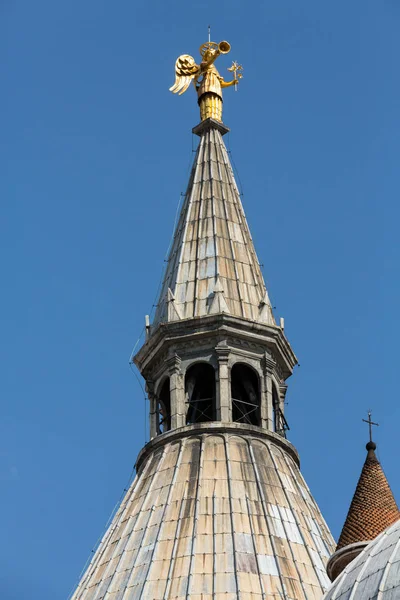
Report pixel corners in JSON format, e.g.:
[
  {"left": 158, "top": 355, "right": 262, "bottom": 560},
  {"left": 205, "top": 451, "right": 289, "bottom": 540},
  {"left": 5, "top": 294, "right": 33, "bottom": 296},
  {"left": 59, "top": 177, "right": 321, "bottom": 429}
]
[
  {"left": 70, "top": 38, "right": 336, "bottom": 600},
  {"left": 135, "top": 115, "right": 295, "bottom": 439},
  {"left": 327, "top": 414, "right": 399, "bottom": 582}
]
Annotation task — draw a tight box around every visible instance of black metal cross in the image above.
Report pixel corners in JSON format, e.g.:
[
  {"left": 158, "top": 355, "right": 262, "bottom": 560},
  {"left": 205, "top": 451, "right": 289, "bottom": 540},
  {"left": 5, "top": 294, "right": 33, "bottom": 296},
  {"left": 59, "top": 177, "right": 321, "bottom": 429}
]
[{"left": 362, "top": 410, "right": 379, "bottom": 443}]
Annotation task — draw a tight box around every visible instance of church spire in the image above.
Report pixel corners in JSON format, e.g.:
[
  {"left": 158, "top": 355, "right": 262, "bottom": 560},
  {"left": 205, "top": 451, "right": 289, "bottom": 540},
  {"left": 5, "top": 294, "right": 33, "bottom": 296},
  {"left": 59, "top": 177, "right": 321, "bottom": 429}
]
[
  {"left": 132, "top": 40, "right": 296, "bottom": 441},
  {"left": 152, "top": 118, "right": 275, "bottom": 328},
  {"left": 135, "top": 104, "right": 297, "bottom": 439},
  {"left": 327, "top": 415, "right": 399, "bottom": 582},
  {"left": 70, "top": 37, "right": 337, "bottom": 600}
]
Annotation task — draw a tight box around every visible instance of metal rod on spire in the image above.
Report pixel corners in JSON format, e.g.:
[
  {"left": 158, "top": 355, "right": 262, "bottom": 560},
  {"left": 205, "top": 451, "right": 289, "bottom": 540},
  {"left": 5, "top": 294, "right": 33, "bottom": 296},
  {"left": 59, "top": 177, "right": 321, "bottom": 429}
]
[
  {"left": 362, "top": 410, "right": 379, "bottom": 443},
  {"left": 208, "top": 25, "right": 211, "bottom": 43}
]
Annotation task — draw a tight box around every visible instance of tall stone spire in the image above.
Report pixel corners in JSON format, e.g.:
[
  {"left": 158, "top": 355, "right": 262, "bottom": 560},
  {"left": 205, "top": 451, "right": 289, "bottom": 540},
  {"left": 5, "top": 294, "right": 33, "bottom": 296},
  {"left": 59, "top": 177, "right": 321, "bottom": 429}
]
[
  {"left": 136, "top": 117, "right": 295, "bottom": 439},
  {"left": 153, "top": 120, "right": 275, "bottom": 328},
  {"left": 70, "top": 41, "right": 336, "bottom": 599},
  {"left": 327, "top": 437, "right": 399, "bottom": 582}
]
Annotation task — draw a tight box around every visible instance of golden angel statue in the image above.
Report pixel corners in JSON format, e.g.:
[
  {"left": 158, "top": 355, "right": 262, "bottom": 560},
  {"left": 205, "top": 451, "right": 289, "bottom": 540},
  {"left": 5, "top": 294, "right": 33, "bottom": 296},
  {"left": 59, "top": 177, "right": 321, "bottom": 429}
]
[{"left": 170, "top": 40, "right": 243, "bottom": 123}]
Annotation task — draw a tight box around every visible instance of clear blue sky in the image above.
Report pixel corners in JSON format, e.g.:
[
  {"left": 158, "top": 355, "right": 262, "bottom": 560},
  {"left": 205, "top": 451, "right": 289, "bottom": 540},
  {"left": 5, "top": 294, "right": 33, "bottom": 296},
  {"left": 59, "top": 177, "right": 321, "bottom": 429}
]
[{"left": 1, "top": 1, "right": 399, "bottom": 598}]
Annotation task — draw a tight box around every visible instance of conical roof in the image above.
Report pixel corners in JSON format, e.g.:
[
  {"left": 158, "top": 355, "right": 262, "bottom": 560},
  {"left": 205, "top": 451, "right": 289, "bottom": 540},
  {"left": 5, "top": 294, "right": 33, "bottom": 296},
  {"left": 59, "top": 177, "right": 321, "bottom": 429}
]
[
  {"left": 153, "top": 119, "right": 275, "bottom": 328},
  {"left": 336, "top": 442, "right": 399, "bottom": 550},
  {"left": 70, "top": 426, "right": 335, "bottom": 600}
]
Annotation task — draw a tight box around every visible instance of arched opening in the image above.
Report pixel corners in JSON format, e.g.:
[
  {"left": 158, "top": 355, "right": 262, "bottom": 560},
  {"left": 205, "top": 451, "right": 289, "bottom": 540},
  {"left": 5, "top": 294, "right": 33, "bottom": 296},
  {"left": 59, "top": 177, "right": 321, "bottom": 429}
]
[
  {"left": 231, "top": 363, "right": 260, "bottom": 426},
  {"left": 185, "top": 363, "right": 216, "bottom": 424},
  {"left": 157, "top": 378, "right": 171, "bottom": 434},
  {"left": 272, "top": 384, "right": 289, "bottom": 438}
]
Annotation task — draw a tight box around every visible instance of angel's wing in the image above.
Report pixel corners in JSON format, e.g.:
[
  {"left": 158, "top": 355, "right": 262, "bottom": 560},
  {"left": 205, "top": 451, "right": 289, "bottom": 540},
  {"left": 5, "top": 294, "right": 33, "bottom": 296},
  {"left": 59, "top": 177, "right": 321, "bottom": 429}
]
[{"left": 169, "top": 54, "right": 200, "bottom": 95}]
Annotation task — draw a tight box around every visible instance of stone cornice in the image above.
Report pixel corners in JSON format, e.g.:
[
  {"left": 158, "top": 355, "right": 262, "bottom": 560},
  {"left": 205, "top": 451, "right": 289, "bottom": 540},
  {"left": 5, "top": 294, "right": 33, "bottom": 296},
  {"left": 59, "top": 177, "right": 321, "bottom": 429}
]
[
  {"left": 165, "top": 353, "right": 182, "bottom": 375},
  {"left": 134, "top": 313, "right": 297, "bottom": 379},
  {"left": 215, "top": 341, "right": 230, "bottom": 362},
  {"left": 135, "top": 421, "right": 300, "bottom": 473},
  {"left": 326, "top": 541, "right": 369, "bottom": 582},
  {"left": 192, "top": 118, "right": 230, "bottom": 137}
]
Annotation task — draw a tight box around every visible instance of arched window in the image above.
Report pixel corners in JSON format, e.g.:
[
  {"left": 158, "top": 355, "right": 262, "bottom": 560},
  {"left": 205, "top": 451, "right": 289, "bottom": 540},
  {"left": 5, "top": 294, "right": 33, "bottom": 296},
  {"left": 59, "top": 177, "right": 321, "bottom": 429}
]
[
  {"left": 157, "top": 378, "right": 171, "bottom": 434},
  {"left": 185, "top": 363, "right": 216, "bottom": 424},
  {"left": 272, "top": 384, "right": 289, "bottom": 438},
  {"left": 231, "top": 363, "right": 260, "bottom": 426}
]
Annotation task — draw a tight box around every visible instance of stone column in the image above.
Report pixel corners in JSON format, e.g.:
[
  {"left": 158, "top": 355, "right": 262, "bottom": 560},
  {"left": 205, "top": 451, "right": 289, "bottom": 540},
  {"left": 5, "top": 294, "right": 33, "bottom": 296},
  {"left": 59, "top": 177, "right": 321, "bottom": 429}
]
[
  {"left": 166, "top": 354, "right": 184, "bottom": 429},
  {"left": 259, "top": 373, "right": 267, "bottom": 430},
  {"left": 263, "top": 353, "right": 276, "bottom": 431},
  {"left": 146, "top": 381, "right": 157, "bottom": 440},
  {"left": 279, "top": 383, "right": 288, "bottom": 417},
  {"left": 216, "top": 342, "right": 231, "bottom": 422}
]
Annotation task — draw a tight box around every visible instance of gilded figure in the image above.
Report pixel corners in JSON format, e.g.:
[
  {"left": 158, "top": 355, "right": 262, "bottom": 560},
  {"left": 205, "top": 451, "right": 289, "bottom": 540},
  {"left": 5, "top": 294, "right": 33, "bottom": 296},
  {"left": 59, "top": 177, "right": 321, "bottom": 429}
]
[{"left": 170, "top": 40, "right": 242, "bottom": 122}]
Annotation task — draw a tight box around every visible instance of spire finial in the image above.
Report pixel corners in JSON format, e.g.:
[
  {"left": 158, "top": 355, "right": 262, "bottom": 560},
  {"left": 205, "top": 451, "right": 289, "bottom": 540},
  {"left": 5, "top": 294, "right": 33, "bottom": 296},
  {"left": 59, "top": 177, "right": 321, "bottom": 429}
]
[
  {"left": 169, "top": 36, "right": 242, "bottom": 122},
  {"left": 362, "top": 410, "right": 379, "bottom": 451}
]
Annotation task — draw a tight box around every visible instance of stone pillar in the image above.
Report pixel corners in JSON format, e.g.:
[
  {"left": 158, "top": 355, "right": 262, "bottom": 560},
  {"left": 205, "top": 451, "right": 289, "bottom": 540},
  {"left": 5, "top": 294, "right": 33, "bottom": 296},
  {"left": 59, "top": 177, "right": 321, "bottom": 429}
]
[
  {"left": 279, "top": 383, "right": 288, "bottom": 417},
  {"left": 263, "top": 353, "right": 276, "bottom": 431},
  {"left": 216, "top": 342, "right": 231, "bottom": 422},
  {"left": 166, "top": 354, "right": 184, "bottom": 429},
  {"left": 259, "top": 373, "right": 268, "bottom": 430},
  {"left": 146, "top": 381, "right": 157, "bottom": 440}
]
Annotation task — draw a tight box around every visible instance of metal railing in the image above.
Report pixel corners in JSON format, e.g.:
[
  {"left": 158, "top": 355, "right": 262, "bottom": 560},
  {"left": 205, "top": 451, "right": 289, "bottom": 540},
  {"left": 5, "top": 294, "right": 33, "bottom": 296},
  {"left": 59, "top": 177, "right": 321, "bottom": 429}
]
[
  {"left": 186, "top": 396, "right": 215, "bottom": 424},
  {"left": 232, "top": 397, "right": 259, "bottom": 425}
]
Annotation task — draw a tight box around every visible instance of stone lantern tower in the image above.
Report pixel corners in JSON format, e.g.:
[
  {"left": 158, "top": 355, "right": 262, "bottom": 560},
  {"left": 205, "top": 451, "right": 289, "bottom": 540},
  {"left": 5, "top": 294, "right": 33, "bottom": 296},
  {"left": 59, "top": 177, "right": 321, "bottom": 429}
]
[{"left": 136, "top": 119, "right": 294, "bottom": 442}]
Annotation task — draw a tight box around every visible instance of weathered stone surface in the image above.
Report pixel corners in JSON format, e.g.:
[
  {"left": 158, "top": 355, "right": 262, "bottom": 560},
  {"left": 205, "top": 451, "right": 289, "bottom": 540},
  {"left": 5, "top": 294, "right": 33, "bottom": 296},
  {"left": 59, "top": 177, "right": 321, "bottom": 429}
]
[
  {"left": 71, "top": 426, "right": 335, "bottom": 600},
  {"left": 153, "top": 125, "right": 275, "bottom": 328}
]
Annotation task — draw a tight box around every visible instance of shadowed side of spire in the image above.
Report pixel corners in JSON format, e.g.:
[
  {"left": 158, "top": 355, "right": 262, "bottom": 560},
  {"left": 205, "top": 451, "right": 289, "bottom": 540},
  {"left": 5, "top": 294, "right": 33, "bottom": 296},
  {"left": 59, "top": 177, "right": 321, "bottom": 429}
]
[{"left": 327, "top": 432, "right": 399, "bottom": 581}]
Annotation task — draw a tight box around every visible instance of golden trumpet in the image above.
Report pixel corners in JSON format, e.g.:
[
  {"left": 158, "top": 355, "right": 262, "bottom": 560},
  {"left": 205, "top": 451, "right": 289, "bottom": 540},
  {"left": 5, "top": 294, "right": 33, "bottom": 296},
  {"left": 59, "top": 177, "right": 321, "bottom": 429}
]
[{"left": 217, "top": 41, "right": 231, "bottom": 54}]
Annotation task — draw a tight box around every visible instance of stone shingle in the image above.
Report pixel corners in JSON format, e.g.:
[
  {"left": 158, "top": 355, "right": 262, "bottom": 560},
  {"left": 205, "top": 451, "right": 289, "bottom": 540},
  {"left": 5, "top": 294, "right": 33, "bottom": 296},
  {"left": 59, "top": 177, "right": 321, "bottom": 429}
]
[
  {"left": 70, "top": 427, "right": 336, "bottom": 600},
  {"left": 153, "top": 119, "right": 275, "bottom": 328}
]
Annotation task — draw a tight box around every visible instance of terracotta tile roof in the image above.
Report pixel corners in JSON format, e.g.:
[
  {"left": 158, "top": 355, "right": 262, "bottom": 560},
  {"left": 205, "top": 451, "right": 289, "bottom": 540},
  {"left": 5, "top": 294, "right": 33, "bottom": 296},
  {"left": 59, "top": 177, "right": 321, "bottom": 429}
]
[{"left": 336, "top": 442, "right": 399, "bottom": 550}]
